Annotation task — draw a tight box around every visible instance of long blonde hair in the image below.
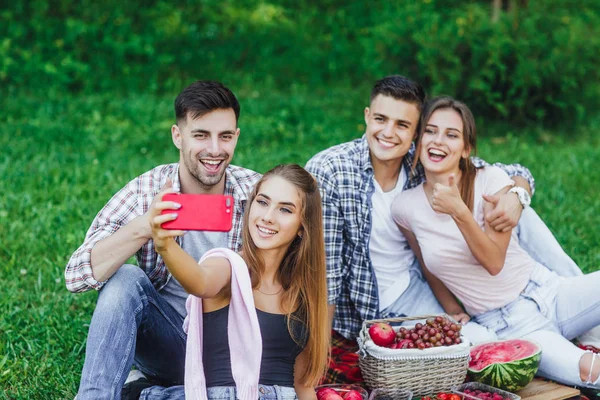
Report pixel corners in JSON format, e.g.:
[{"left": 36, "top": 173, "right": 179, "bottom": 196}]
[{"left": 241, "top": 164, "right": 329, "bottom": 386}]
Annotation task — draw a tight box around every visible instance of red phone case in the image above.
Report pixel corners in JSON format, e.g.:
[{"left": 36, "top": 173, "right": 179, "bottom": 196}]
[{"left": 160, "top": 193, "right": 234, "bottom": 232}]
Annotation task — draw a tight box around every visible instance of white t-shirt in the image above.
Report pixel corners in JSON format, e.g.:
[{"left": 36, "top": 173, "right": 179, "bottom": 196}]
[
  {"left": 369, "top": 167, "right": 416, "bottom": 311},
  {"left": 391, "top": 166, "right": 535, "bottom": 316}
]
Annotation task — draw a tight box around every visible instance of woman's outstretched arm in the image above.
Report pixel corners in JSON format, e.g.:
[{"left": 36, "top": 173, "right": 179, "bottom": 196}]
[{"left": 159, "top": 244, "right": 231, "bottom": 298}]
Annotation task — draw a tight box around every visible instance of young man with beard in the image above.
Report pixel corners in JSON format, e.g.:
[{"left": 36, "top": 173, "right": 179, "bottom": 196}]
[
  {"left": 305, "top": 75, "right": 586, "bottom": 384},
  {"left": 65, "top": 81, "right": 261, "bottom": 399}
]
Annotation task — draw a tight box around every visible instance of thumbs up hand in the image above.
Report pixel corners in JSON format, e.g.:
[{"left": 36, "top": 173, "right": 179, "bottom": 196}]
[{"left": 431, "top": 173, "right": 468, "bottom": 217}]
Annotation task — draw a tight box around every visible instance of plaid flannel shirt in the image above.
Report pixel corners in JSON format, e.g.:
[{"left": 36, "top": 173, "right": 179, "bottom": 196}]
[
  {"left": 305, "top": 135, "right": 535, "bottom": 340},
  {"left": 65, "top": 163, "right": 261, "bottom": 293}
]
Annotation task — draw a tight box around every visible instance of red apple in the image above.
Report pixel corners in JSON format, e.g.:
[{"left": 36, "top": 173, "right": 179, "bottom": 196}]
[
  {"left": 316, "top": 388, "right": 339, "bottom": 400},
  {"left": 368, "top": 322, "right": 396, "bottom": 347},
  {"left": 343, "top": 390, "right": 363, "bottom": 400}
]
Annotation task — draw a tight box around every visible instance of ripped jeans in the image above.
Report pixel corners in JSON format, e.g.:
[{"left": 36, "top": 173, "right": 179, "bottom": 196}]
[{"left": 473, "top": 264, "right": 600, "bottom": 388}]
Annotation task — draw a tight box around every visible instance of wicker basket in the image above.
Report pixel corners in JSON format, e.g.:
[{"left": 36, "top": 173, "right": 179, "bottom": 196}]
[{"left": 357, "top": 315, "right": 470, "bottom": 397}]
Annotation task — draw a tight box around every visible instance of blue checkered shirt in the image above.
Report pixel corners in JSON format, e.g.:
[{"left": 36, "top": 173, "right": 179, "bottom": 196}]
[{"left": 305, "top": 135, "right": 535, "bottom": 340}]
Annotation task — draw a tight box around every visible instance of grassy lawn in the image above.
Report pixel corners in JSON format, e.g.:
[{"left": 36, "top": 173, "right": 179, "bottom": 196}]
[{"left": 1, "top": 87, "right": 599, "bottom": 399}]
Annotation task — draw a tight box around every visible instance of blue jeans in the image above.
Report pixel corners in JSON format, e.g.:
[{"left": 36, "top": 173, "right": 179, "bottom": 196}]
[
  {"left": 515, "top": 207, "right": 582, "bottom": 278},
  {"left": 140, "top": 384, "right": 298, "bottom": 400},
  {"left": 76, "top": 264, "right": 187, "bottom": 400},
  {"left": 474, "top": 264, "right": 600, "bottom": 388}
]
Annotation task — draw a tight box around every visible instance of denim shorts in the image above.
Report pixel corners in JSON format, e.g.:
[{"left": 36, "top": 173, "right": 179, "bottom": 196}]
[
  {"left": 207, "top": 385, "right": 298, "bottom": 400},
  {"left": 473, "top": 263, "right": 563, "bottom": 338}
]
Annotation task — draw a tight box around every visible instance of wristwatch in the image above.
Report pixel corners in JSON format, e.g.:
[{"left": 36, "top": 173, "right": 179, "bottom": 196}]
[{"left": 508, "top": 186, "right": 531, "bottom": 209}]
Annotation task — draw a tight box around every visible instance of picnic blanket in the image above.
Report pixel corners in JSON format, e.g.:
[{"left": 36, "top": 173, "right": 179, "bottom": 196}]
[{"left": 319, "top": 329, "right": 364, "bottom": 385}]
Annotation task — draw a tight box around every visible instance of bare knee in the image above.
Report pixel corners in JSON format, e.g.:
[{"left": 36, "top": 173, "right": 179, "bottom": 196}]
[{"left": 579, "top": 352, "right": 600, "bottom": 384}]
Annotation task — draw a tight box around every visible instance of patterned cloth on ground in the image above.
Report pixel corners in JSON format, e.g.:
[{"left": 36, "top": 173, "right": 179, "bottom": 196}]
[{"left": 319, "top": 330, "right": 364, "bottom": 386}]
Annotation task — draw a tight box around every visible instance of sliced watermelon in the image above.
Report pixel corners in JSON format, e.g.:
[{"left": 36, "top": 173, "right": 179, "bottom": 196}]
[{"left": 468, "top": 339, "right": 541, "bottom": 392}]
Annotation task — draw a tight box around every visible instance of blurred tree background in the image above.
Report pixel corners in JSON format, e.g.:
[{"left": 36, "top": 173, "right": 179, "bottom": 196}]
[{"left": 2, "top": 0, "right": 599, "bottom": 123}]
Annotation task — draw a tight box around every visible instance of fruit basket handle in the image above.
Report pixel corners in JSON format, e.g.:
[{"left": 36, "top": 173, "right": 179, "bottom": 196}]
[{"left": 363, "top": 314, "right": 455, "bottom": 326}]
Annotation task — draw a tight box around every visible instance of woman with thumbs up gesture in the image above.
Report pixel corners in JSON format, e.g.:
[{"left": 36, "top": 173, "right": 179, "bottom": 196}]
[
  {"left": 429, "top": 173, "right": 464, "bottom": 217},
  {"left": 391, "top": 96, "right": 600, "bottom": 389}
]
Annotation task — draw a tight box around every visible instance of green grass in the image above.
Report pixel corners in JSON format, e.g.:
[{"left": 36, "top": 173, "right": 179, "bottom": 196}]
[{"left": 1, "top": 87, "right": 599, "bottom": 399}]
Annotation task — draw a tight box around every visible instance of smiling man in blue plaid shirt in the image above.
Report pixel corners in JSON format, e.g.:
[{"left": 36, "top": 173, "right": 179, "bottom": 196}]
[{"left": 305, "top": 75, "right": 584, "bottom": 383}]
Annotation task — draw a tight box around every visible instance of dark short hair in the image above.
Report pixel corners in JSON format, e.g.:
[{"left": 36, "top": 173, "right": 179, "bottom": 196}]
[
  {"left": 174, "top": 81, "right": 240, "bottom": 124},
  {"left": 370, "top": 75, "right": 426, "bottom": 111}
]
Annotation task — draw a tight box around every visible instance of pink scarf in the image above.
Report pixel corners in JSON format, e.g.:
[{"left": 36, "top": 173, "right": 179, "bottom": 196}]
[{"left": 182, "top": 248, "right": 263, "bottom": 400}]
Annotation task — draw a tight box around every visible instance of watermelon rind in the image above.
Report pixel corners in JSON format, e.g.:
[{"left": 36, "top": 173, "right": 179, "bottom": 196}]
[{"left": 467, "top": 339, "right": 541, "bottom": 392}]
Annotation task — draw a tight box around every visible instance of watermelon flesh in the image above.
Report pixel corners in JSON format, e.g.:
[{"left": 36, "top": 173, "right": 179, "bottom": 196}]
[{"left": 468, "top": 339, "right": 541, "bottom": 392}]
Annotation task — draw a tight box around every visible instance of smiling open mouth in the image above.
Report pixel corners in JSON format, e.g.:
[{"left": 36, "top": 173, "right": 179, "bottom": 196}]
[
  {"left": 200, "top": 159, "right": 223, "bottom": 172},
  {"left": 427, "top": 149, "right": 447, "bottom": 162},
  {"left": 377, "top": 137, "right": 398, "bottom": 149},
  {"left": 257, "top": 226, "right": 277, "bottom": 235}
]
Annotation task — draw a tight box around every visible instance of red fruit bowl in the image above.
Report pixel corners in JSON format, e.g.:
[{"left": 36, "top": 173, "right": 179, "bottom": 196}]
[
  {"left": 451, "top": 382, "right": 520, "bottom": 400},
  {"left": 315, "top": 384, "right": 369, "bottom": 400}
]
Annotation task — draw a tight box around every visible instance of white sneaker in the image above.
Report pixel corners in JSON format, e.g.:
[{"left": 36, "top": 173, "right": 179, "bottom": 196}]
[
  {"left": 578, "top": 326, "right": 600, "bottom": 351},
  {"left": 125, "top": 369, "right": 147, "bottom": 384}
]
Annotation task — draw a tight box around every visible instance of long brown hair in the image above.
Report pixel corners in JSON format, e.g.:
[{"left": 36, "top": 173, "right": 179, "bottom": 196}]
[
  {"left": 414, "top": 96, "right": 479, "bottom": 211},
  {"left": 241, "top": 164, "right": 329, "bottom": 386}
]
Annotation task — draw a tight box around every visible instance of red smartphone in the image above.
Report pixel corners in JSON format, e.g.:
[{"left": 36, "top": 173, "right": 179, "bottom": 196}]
[{"left": 160, "top": 193, "right": 234, "bottom": 232}]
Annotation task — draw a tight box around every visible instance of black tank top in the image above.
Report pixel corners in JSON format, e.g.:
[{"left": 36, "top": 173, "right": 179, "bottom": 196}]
[{"left": 202, "top": 305, "right": 308, "bottom": 386}]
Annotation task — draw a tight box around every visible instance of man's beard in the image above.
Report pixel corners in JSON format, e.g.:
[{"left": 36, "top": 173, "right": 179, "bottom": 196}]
[{"left": 184, "top": 152, "right": 229, "bottom": 189}]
